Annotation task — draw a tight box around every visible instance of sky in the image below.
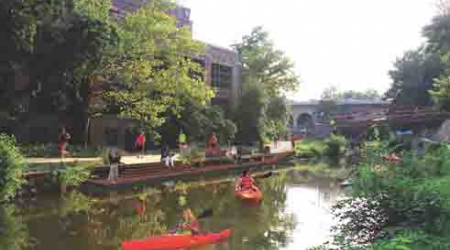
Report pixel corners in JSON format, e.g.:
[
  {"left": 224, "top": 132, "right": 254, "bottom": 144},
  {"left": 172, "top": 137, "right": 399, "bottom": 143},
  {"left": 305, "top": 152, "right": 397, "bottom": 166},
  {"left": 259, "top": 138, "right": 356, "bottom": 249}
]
[{"left": 178, "top": 0, "right": 438, "bottom": 101}]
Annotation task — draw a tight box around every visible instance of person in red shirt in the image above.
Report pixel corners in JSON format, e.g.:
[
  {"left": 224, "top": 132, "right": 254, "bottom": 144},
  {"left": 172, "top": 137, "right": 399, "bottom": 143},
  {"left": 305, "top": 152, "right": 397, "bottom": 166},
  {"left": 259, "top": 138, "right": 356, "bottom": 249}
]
[
  {"left": 134, "top": 132, "right": 146, "bottom": 158},
  {"left": 236, "top": 170, "right": 255, "bottom": 191},
  {"left": 58, "top": 127, "right": 71, "bottom": 158},
  {"left": 209, "top": 132, "right": 218, "bottom": 149},
  {"left": 178, "top": 209, "right": 200, "bottom": 235}
]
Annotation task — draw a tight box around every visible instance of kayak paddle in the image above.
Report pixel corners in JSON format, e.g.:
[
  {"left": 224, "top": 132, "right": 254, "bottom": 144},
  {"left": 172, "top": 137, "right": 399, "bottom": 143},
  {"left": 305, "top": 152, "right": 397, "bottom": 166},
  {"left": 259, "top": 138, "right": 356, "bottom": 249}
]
[{"left": 169, "top": 208, "right": 214, "bottom": 234}]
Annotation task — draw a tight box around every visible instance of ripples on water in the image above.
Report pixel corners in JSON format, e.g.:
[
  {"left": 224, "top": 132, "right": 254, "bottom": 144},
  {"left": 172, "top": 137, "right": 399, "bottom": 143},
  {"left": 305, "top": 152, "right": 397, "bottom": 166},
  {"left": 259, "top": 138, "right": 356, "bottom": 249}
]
[{"left": 1, "top": 167, "right": 344, "bottom": 250}]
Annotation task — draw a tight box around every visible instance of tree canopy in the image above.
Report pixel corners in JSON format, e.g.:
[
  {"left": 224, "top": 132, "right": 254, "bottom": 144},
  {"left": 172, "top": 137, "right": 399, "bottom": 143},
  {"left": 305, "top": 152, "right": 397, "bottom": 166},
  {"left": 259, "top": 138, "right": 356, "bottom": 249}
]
[
  {"left": 104, "top": 0, "right": 213, "bottom": 139},
  {"left": 385, "top": 8, "right": 450, "bottom": 107},
  {"left": 321, "top": 86, "right": 381, "bottom": 101},
  {"left": 0, "top": 0, "right": 214, "bottom": 143},
  {"left": 232, "top": 27, "right": 299, "bottom": 144},
  {"left": 232, "top": 26, "right": 300, "bottom": 97}
]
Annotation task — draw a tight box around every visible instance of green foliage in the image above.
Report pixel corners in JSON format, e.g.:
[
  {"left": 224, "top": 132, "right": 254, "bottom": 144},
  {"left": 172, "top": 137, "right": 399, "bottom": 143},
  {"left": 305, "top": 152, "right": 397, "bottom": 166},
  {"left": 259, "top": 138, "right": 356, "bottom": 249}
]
[
  {"left": 234, "top": 81, "right": 266, "bottom": 143},
  {"left": 171, "top": 103, "right": 236, "bottom": 144},
  {"left": 232, "top": 26, "right": 300, "bottom": 97},
  {"left": 233, "top": 27, "right": 298, "bottom": 144},
  {"left": 429, "top": 66, "right": 450, "bottom": 111},
  {"left": 0, "top": 134, "right": 27, "bottom": 203},
  {"left": 178, "top": 148, "right": 205, "bottom": 165},
  {"left": 60, "top": 191, "right": 93, "bottom": 217},
  {"left": 0, "top": 205, "right": 31, "bottom": 250},
  {"left": 324, "top": 134, "right": 347, "bottom": 160},
  {"left": 0, "top": 0, "right": 36, "bottom": 66},
  {"left": 321, "top": 86, "right": 381, "bottom": 101},
  {"left": 105, "top": 0, "right": 213, "bottom": 139},
  {"left": 20, "top": 143, "right": 102, "bottom": 158},
  {"left": 385, "top": 11, "right": 450, "bottom": 106},
  {"left": 321, "top": 136, "right": 450, "bottom": 250},
  {"left": 58, "top": 162, "right": 94, "bottom": 187},
  {"left": 294, "top": 139, "right": 327, "bottom": 158},
  {"left": 294, "top": 135, "right": 347, "bottom": 161},
  {"left": 2, "top": 0, "right": 214, "bottom": 143},
  {"left": 263, "top": 96, "right": 291, "bottom": 141}
]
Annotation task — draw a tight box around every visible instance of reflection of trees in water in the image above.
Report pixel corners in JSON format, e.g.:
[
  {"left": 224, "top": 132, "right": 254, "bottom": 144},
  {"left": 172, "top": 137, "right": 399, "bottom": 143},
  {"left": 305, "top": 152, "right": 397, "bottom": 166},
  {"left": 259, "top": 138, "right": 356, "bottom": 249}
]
[
  {"left": 18, "top": 174, "right": 299, "bottom": 250},
  {"left": 0, "top": 205, "right": 31, "bottom": 250}
]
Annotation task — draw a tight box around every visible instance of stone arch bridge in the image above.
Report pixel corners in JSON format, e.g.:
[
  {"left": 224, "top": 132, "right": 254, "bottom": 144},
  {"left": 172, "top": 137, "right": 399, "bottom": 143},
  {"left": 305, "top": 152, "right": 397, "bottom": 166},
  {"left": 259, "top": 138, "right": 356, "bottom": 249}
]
[{"left": 289, "top": 100, "right": 450, "bottom": 137}]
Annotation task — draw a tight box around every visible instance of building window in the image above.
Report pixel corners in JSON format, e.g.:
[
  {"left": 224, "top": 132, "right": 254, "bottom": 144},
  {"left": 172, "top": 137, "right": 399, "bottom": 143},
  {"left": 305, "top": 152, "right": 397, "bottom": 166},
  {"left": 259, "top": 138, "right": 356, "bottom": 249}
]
[{"left": 211, "top": 63, "right": 232, "bottom": 89}]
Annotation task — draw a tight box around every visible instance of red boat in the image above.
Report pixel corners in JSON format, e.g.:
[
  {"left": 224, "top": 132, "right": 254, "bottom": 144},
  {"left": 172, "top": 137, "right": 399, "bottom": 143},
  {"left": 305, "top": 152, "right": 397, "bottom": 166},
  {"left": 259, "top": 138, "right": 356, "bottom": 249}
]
[
  {"left": 235, "top": 185, "right": 263, "bottom": 203},
  {"left": 122, "top": 229, "right": 232, "bottom": 250}
]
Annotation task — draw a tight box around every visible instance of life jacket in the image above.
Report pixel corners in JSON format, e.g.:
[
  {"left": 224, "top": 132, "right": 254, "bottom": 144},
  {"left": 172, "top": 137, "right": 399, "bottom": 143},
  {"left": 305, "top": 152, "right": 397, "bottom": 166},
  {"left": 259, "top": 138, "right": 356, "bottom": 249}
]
[{"left": 240, "top": 176, "right": 254, "bottom": 189}]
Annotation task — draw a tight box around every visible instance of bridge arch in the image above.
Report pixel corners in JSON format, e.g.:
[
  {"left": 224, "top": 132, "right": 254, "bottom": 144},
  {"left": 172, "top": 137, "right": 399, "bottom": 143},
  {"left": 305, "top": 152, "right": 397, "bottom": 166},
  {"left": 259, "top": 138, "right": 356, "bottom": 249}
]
[{"left": 296, "top": 113, "right": 315, "bottom": 134}]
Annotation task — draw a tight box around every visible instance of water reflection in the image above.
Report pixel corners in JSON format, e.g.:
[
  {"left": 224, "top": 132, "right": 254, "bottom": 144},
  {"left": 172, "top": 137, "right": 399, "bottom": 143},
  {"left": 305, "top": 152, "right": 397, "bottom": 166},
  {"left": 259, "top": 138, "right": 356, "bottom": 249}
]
[{"left": 1, "top": 168, "right": 344, "bottom": 250}]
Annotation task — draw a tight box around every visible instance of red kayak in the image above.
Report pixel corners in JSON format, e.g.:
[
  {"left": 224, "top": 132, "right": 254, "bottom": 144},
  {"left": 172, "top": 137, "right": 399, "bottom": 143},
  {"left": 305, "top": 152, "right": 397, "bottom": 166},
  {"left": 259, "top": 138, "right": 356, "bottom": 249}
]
[
  {"left": 235, "top": 185, "right": 263, "bottom": 202},
  {"left": 122, "top": 229, "right": 232, "bottom": 250}
]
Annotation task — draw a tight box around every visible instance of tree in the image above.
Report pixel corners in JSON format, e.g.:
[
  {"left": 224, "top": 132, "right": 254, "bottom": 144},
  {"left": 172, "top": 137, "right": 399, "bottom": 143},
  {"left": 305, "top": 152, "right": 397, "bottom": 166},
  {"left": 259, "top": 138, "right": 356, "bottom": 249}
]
[
  {"left": 232, "top": 27, "right": 299, "bottom": 144},
  {"left": 264, "top": 96, "right": 291, "bottom": 141},
  {"left": 0, "top": 134, "right": 27, "bottom": 203},
  {"left": 105, "top": 0, "right": 213, "bottom": 140},
  {"left": 339, "top": 89, "right": 380, "bottom": 100},
  {"left": 160, "top": 101, "right": 237, "bottom": 146},
  {"left": 385, "top": 9, "right": 450, "bottom": 107},
  {"left": 234, "top": 82, "right": 266, "bottom": 144},
  {"left": 27, "top": 0, "right": 119, "bottom": 144},
  {"left": 423, "top": 11, "right": 450, "bottom": 54},
  {"left": 384, "top": 48, "right": 443, "bottom": 106},
  {"left": 429, "top": 75, "right": 450, "bottom": 110},
  {"left": 0, "top": 0, "right": 37, "bottom": 115},
  {"left": 321, "top": 86, "right": 381, "bottom": 101},
  {"left": 320, "top": 85, "right": 339, "bottom": 100},
  {"left": 232, "top": 26, "right": 300, "bottom": 97}
]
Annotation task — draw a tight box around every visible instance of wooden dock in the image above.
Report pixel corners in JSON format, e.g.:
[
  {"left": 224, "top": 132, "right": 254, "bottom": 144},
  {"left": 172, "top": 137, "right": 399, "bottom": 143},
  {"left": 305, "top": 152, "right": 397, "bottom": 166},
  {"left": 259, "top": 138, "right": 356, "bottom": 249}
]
[{"left": 86, "top": 152, "right": 293, "bottom": 191}]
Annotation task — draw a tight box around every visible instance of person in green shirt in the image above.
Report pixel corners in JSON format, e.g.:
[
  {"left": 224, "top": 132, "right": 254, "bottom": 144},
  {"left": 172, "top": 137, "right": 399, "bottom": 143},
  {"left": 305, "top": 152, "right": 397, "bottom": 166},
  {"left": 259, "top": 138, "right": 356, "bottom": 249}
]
[{"left": 179, "top": 130, "right": 187, "bottom": 149}]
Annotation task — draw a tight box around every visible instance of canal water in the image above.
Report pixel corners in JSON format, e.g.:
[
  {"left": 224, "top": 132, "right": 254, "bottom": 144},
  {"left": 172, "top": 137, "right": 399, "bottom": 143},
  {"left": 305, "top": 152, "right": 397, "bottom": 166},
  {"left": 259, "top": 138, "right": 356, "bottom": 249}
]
[{"left": 1, "top": 167, "right": 344, "bottom": 250}]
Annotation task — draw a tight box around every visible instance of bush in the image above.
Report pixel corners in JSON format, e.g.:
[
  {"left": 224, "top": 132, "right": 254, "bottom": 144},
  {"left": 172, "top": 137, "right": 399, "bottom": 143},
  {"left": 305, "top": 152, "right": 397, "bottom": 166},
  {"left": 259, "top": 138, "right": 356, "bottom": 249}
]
[
  {"left": 324, "top": 134, "right": 347, "bottom": 160},
  {"left": 58, "top": 162, "right": 95, "bottom": 187},
  {"left": 321, "top": 139, "right": 450, "bottom": 250},
  {"left": 0, "top": 134, "right": 27, "bottom": 202},
  {"left": 178, "top": 148, "right": 205, "bottom": 165},
  {"left": 294, "top": 139, "right": 327, "bottom": 158}
]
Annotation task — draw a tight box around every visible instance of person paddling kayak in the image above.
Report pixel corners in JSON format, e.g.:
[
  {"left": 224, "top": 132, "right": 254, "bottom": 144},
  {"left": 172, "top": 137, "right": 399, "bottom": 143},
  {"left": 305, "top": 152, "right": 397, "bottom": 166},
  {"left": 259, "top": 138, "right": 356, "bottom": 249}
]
[
  {"left": 177, "top": 209, "right": 200, "bottom": 235},
  {"left": 236, "top": 170, "right": 256, "bottom": 191}
]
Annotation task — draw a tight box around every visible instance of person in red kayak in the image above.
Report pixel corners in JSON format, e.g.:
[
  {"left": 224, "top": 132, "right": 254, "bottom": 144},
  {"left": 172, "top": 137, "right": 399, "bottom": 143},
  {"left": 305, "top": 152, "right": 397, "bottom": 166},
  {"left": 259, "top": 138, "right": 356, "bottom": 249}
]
[
  {"left": 178, "top": 209, "right": 200, "bottom": 235},
  {"left": 236, "top": 170, "right": 256, "bottom": 191},
  {"left": 59, "top": 127, "right": 71, "bottom": 158},
  {"left": 134, "top": 131, "right": 146, "bottom": 158}
]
